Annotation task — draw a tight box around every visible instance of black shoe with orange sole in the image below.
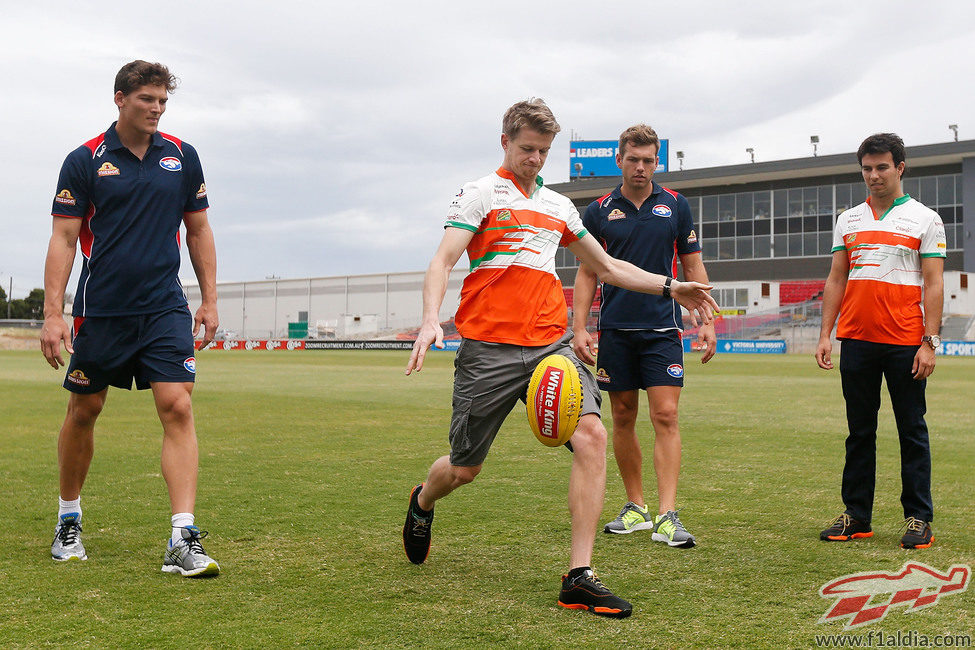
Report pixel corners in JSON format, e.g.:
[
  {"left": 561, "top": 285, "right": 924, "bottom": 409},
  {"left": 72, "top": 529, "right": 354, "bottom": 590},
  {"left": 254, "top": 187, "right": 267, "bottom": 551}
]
[
  {"left": 900, "top": 517, "right": 934, "bottom": 549},
  {"left": 820, "top": 514, "right": 873, "bottom": 541},
  {"left": 403, "top": 484, "right": 434, "bottom": 564},
  {"left": 558, "top": 570, "right": 632, "bottom": 618}
]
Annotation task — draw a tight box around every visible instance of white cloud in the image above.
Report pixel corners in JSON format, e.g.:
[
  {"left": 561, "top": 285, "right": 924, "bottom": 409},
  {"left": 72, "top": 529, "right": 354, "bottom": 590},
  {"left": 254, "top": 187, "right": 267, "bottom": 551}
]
[{"left": 4, "top": 0, "right": 974, "bottom": 296}]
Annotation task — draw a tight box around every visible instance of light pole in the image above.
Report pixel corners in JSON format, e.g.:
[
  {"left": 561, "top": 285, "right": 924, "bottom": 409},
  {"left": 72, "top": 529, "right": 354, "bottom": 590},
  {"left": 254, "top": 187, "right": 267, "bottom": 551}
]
[
  {"left": 746, "top": 147, "right": 755, "bottom": 163},
  {"left": 676, "top": 151, "right": 684, "bottom": 170},
  {"left": 810, "top": 135, "right": 819, "bottom": 157},
  {"left": 949, "top": 124, "right": 958, "bottom": 142}
]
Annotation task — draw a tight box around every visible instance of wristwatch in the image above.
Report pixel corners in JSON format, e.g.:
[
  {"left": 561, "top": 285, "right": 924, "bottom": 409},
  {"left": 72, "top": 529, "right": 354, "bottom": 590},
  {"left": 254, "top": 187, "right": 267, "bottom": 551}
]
[
  {"left": 922, "top": 334, "right": 941, "bottom": 350},
  {"left": 662, "top": 277, "right": 673, "bottom": 299}
]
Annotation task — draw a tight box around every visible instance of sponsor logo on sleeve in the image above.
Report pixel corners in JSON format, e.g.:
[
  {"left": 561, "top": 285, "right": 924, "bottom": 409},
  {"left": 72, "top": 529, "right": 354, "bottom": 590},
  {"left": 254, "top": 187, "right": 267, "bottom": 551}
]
[
  {"left": 97, "top": 162, "right": 120, "bottom": 177},
  {"left": 937, "top": 241, "right": 946, "bottom": 248},
  {"left": 607, "top": 208, "right": 626, "bottom": 221},
  {"left": 95, "top": 143, "right": 107, "bottom": 158},
  {"left": 687, "top": 229, "right": 698, "bottom": 243},
  {"left": 652, "top": 204, "right": 673, "bottom": 218},
  {"left": 66, "top": 369, "right": 91, "bottom": 386},
  {"left": 55, "top": 189, "right": 76, "bottom": 206},
  {"left": 196, "top": 183, "right": 207, "bottom": 199},
  {"left": 159, "top": 157, "right": 182, "bottom": 172},
  {"left": 666, "top": 364, "right": 684, "bottom": 378},
  {"left": 183, "top": 357, "right": 196, "bottom": 373}
]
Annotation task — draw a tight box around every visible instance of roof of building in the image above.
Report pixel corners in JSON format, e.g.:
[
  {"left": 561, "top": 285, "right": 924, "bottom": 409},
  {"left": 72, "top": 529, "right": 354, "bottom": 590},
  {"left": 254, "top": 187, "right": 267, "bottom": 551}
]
[{"left": 552, "top": 139, "right": 975, "bottom": 200}]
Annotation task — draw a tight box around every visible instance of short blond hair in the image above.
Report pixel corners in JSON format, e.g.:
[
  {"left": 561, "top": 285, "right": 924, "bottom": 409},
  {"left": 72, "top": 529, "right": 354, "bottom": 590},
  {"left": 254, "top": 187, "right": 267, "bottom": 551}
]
[
  {"left": 619, "top": 124, "right": 660, "bottom": 156},
  {"left": 502, "top": 98, "right": 561, "bottom": 138}
]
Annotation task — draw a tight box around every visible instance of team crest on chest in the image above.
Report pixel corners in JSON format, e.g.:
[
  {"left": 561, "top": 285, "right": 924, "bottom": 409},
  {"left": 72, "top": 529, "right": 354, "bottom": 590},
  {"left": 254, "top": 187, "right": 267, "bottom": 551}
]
[
  {"left": 652, "top": 204, "right": 672, "bottom": 217},
  {"left": 159, "top": 157, "right": 182, "bottom": 172},
  {"left": 497, "top": 209, "right": 513, "bottom": 221}
]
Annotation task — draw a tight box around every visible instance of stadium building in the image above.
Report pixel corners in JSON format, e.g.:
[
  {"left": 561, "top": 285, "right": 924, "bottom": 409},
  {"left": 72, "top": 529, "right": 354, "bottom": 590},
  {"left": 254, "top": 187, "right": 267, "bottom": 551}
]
[
  {"left": 185, "top": 139, "right": 975, "bottom": 346},
  {"left": 551, "top": 139, "right": 974, "bottom": 315}
]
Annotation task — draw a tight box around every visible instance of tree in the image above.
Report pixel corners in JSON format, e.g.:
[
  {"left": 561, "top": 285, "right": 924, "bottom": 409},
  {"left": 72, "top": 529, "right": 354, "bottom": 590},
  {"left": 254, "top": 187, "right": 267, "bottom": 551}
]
[
  {"left": 8, "top": 288, "right": 45, "bottom": 320},
  {"left": 0, "top": 284, "right": 6, "bottom": 318}
]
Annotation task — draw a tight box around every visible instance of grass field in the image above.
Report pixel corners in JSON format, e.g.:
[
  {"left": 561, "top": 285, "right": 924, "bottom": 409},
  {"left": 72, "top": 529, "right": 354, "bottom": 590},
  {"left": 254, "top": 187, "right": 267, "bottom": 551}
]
[{"left": 1, "top": 349, "right": 972, "bottom": 648}]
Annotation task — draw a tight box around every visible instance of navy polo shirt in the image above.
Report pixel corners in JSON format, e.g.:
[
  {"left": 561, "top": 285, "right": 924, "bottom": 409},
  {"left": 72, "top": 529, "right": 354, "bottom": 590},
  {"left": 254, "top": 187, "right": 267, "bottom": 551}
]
[
  {"left": 52, "top": 122, "right": 209, "bottom": 317},
  {"left": 582, "top": 183, "right": 701, "bottom": 330}
]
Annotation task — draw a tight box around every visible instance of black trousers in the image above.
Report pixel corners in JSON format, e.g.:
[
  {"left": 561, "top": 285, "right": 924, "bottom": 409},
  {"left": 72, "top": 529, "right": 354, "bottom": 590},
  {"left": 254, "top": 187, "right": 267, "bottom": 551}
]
[{"left": 839, "top": 339, "right": 933, "bottom": 523}]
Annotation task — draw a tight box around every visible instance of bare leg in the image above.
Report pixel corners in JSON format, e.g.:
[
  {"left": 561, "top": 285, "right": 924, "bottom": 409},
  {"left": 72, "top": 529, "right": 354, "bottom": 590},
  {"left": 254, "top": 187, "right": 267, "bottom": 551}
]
[
  {"left": 58, "top": 390, "right": 108, "bottom": 500},
  {"left": 151, "top": 382, "right": 198, "bottom": 515},
  {"left": 647, "top": 385, "right": 682, "bottom": 514},
  {"left": 416, "top": 455, "right": 481, "bottom": 511},
  {"left": 608, "top": 390, "right": 644, "bottom": 506},
  {"left": 568, "top": 414, "right": 607, "bottom": 569}
]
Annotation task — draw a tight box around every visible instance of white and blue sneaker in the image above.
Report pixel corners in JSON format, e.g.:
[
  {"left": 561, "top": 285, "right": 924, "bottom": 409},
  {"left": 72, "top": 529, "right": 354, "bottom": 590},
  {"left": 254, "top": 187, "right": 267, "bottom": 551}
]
[
  {"left": 162, "top": 526, "right": 220, "bottom": 577},
  {"left": 52, "top": 513, "right": 87, "bottom": 561}
]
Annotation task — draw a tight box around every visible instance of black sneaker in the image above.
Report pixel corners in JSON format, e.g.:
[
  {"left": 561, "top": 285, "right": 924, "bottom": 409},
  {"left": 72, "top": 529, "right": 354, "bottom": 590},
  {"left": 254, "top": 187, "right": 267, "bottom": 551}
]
[
  {"left": 820, "top": 514, "right": 873, "bottom": 541},
  {"left": 558, "top": 569, "right": 632, "bottom": 618},
  {"left": 900, "top": 517, "right": 934, "bottom": 549},
  {"left": 403, "top": 484, "right": 434, "bottom": 564}
]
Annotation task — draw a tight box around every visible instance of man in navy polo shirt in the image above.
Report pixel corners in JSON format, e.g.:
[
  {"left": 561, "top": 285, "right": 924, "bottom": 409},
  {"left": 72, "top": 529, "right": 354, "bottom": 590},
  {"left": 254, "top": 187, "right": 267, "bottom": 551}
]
[
  {"left": 40, "top": 60, "right": 220, "bottom": 576},
  {"left": 572, "top": 124, "right": 716, "bottom": 548}
]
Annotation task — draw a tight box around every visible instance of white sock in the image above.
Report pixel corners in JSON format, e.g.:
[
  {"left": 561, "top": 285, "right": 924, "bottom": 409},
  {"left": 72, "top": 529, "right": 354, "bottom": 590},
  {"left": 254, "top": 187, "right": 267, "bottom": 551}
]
[
  {"left": 171, "top": 513, "right": 194, "bottom": 543},
  {"left": 59, "top": 497, "right": 82, "bottom": 521}
]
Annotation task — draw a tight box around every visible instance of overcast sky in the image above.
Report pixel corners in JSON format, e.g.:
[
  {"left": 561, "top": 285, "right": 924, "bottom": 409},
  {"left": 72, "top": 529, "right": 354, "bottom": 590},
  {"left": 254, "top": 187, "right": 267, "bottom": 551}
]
[{"left": 3, "top": 1, "right": 973, "bottom": 299}]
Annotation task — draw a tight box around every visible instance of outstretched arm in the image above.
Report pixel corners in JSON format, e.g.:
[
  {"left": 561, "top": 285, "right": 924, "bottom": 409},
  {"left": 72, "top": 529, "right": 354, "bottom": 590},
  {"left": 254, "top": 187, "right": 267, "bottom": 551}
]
[
  {"left": 406, "top": 227, "right": 474, "bottom": 375},
  {"left": 567, "top": 234, "right": 719, "bottom": 326}
]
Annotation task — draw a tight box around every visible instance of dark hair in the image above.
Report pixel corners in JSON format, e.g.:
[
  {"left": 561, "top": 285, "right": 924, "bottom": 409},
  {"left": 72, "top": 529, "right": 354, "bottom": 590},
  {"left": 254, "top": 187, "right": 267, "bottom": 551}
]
[
  {"left": 856, "top": 133, "right": 906, "bottom": 166},
  {"left": 114, "top": 60, "right": 178, "bottom": 95}
]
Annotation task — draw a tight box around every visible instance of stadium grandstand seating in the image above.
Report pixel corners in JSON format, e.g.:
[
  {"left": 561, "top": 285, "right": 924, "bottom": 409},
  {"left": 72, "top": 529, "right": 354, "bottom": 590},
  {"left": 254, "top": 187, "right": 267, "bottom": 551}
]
[{"left": 779, "top": 280, "right": 826, "bottom": 304}]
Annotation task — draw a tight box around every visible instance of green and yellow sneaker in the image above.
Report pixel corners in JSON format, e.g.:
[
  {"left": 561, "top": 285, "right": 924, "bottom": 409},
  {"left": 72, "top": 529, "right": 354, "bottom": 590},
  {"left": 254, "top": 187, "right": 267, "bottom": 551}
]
[
  {"left": 652, "top": 510, "right": 696, "bottom": 548},
  {"left": 603, "top": 502, "right": 653, "bottom": 535}
]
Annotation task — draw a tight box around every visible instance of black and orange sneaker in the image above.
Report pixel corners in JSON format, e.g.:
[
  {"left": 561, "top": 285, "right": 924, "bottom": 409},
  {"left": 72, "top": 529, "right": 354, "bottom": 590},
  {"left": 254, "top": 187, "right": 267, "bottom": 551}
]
[
  {"left": 403, "top": 484, "right": 434, "bottom": 564},
  {"left": 820, "top": 514, "right": 873, "bottom": 541},
  {"left": 558, "top": 569, "right": 632, "bottom": 618},
  {"left": 900, "top": 517, "right": 934, "bottom": 549}
]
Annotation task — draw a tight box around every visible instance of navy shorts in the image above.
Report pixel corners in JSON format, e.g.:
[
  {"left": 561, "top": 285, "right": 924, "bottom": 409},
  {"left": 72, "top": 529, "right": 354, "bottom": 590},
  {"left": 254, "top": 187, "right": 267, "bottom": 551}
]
[
  {"left": 594, "top": 329, "right": 684, "bottom": 391},
  {"left": 63, "top": 307, "right": 197, "bottom": 393}
]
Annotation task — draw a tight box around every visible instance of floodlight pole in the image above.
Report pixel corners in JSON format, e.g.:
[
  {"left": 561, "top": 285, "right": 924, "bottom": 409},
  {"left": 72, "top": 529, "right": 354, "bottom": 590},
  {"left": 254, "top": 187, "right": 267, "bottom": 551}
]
[
  {"left": 949, "top": 124, "right": 958, "bottom": 142},
  {"left": 746, "top": 147, "right": 755, "bottom": 163}
]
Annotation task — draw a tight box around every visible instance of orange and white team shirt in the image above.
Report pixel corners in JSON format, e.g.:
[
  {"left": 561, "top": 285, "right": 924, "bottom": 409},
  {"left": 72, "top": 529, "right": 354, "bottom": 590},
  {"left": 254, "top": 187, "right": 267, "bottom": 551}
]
[
  {"left": 445, "top": 167, "right": 588, "bottom": 346},
  {"left": 832, "top": 195, "right": 946, "bottom": 346}
]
